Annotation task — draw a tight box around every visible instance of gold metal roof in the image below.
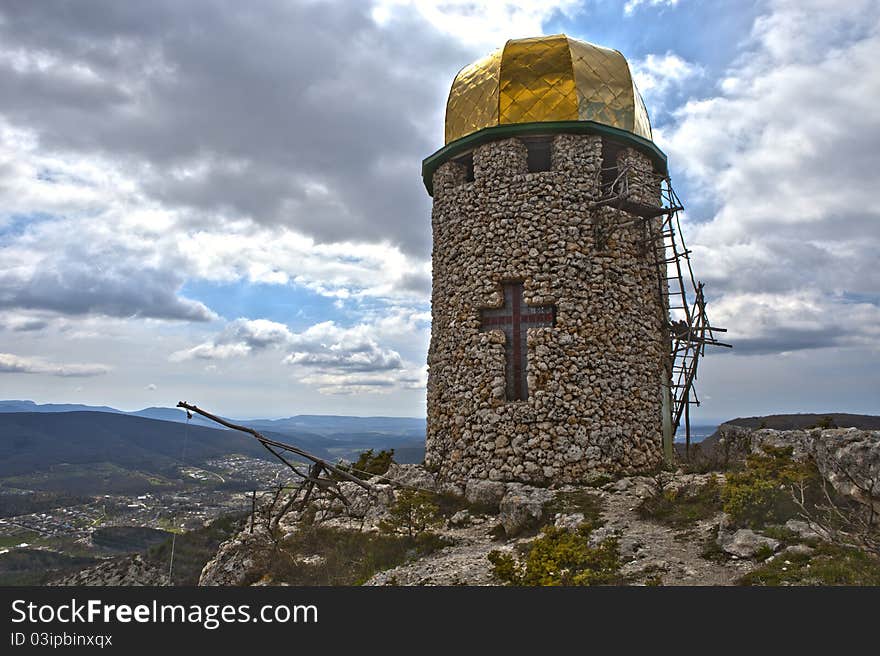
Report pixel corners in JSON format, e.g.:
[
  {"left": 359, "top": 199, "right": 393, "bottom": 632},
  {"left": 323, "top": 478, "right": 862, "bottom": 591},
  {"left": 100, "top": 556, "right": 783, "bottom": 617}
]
[{"left": 444, "top": 34, "right": 652, "bottom": 144}]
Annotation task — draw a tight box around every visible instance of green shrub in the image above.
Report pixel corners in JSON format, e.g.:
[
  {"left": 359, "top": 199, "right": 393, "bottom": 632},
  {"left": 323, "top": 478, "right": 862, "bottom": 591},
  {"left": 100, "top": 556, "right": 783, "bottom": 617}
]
[
  {"left": 378, "top": 490, "right": 442, "bottom": 537},
  {"left": 808, "top": 416, "right": 837, "bottom": 430},
  {"left": 338, "top": 449, "right": 395, "bottom": 480},
  {"left": 739, "top": 543, "right": 880, "bottom": 586},
  {"left": 721, "top": 446, "right": 817, "bottom": 528},
  {"left": 432, "top": 491, "right": 501, "bottom": 517},
  {"left": 645, "top": 574, "right": 663, "bottom": 586},
  {"left": 637, "top": 476, "right": 722, "bottom": 527},
  {"left": 488, "top": 523, "right": 622, "bottom": 586}
]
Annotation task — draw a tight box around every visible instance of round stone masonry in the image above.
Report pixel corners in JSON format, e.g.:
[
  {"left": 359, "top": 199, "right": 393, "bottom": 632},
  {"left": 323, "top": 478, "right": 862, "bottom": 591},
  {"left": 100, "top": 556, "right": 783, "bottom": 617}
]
[{"left": 425, "top": 133, "right": 668, "bottom": 485}]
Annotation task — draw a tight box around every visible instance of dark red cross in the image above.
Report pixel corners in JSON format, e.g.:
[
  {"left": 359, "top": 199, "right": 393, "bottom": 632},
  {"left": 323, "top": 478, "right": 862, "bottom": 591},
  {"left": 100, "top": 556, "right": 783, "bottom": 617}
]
[{"left": 480, "top": 281, "right": 556, "bottom": 401}]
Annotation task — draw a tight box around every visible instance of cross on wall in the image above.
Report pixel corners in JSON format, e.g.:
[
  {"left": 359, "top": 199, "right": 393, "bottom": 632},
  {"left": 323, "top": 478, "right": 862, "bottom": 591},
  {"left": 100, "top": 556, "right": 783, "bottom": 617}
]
[{"left": 479, "top": 281, "right": 556, "bottom": 401}]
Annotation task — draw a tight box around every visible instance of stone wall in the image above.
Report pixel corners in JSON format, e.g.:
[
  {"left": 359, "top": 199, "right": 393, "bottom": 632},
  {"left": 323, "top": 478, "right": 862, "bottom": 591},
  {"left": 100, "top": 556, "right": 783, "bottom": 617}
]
[{"left": 426, "top": 134, "right": 669, "bottom": 485}]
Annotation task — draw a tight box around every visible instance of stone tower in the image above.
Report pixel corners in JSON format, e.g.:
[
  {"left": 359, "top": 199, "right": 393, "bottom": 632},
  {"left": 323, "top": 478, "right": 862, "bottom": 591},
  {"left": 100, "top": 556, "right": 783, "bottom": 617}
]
[{"left": 423, "top": 35, "right": 676, "bottom": 485}]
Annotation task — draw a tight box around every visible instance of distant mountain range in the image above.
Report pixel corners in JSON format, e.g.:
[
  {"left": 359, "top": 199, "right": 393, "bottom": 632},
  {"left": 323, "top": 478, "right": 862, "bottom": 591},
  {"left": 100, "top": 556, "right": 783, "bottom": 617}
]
[
  {"left": 676, "top": 412, "right": 880, "bottom": 462},
  {"left": 0, "top": 411, "right": 273, "bottom": 480},
  {"left": 0, "top": 401, "right": 427, "bottom": 489},
  {"left": 725, "top": 413, "right": 880, "bottom": 431},
  {"left": 0, "top": 400, "right": 426, "bottom": 434}
]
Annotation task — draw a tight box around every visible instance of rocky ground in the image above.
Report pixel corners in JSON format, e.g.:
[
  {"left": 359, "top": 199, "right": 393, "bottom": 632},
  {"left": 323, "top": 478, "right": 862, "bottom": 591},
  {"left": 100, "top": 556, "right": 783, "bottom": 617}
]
[
  {"left": 51, "top": 554, "right": 168, "bottom": 586},
  {"left": 197, "top": 470, "right": 770, "bottom": 587},
  {"left": 51, "top": 426, "right": 879, "bottom": 587},
  {"left": 364, "top": 473, "right": 756, "bottom": 586}
]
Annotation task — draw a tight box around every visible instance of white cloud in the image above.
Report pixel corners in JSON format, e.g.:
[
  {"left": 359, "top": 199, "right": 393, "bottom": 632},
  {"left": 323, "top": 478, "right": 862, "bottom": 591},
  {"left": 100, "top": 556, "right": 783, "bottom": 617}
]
[
  {"left": 709, "top": 292, "right": 880, "bottom": 354},
  {"left": 300, "top": 365, "right": 427, "bottom": 396},
  {"left": 182, "top": 228, "right": 431, "bottom": 302},
  {"left": 631, "top": 52, "right": 702, "bottom": 96},
  {"left": 0, "top": 115, "right": 430, "bottom": 324},
  {"left": 661, "top": 0, "right": 880, "bottom": 355},
  {"left": 169, "top": 313, "right": 429, "bottom": 395},
  {"left": 169, "top": 319, "right": 293, "bottom": 361},
  {"left": 283, "top": 321, "right": 405, "bottom": 372},
  {"left": 624, "top": 0, "right": 680, "bottom": 16},
  {"left": 0, "top": 352, "right": 110, "bottom": 377},
  {"left": 145, "top": 383, "right": 157, "bottom": 391},
  {"left": 372, "top": 0, "right": 582, "bottom": 47}
]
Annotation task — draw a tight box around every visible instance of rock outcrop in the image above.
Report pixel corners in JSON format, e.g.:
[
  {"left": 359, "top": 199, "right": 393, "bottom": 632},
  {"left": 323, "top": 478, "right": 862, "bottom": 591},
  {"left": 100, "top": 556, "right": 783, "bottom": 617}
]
[
  {"left": 199, "top": 532, "right": 267, "bottom": 587},
  {"left": 50, "top": 555, "right": 167, "bottom": 586},
  {"left": 715, "top": 425, "right": 880, "bottom": 512}
]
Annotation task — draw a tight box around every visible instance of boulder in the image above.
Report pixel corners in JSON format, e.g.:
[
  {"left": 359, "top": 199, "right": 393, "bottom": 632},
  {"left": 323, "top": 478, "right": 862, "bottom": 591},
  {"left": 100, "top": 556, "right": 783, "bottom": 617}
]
[
  {"left": 199, "top": 532, "right": 267, "bottom": 586},
  {"left": 811, "top": 429, "right": 880, "bottom": 515},
  {"left": 553, "top": 512, "right": 585, "bottom": 531},
  {"left": 465, "top": 479, "right": 507, "bottom": 508},
  {"left": 383, "top": 464, "right": 438, "bottom": 492},
  {"left": 335, "top": 482, "right": 394, "bottom": 523},
  {"left": 448, "top": 510, "right": 471, "bottom": 528},
  {"left": 782, "top": 544, "right": 814, "bottom": 557},
  {"left": 784, "top": 519, "right": 826, "bottom": 541},
  {"left": 586, "top": 525, "right": 620, "bottom": 548},
  {"left": 499, "top": 485, "right": 554, "bottom": 536},
  {"left": 718, "top": 528, "right": 780, "bottom": 559},
  {"left": 607, "top": 477, "right": 632, "bottom": 492}
]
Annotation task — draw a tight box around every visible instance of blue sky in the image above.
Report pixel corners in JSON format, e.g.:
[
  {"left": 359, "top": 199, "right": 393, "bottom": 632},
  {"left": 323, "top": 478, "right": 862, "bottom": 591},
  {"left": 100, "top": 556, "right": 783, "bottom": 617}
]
[{"left": 0, "top": 0, "right": 877, "bottom": 422}]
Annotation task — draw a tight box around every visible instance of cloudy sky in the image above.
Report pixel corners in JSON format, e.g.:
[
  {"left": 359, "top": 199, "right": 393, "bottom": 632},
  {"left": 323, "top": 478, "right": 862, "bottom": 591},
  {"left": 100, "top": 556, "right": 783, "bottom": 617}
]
[{"left": 0, "top": 0, "right": 877, "bottom": 422}]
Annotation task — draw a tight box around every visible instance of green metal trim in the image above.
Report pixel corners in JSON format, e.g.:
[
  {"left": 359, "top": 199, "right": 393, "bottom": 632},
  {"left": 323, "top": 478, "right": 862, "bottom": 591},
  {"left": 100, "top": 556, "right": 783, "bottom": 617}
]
[{"left": 421, "top": 120, "right": 668, "bottom": 196}]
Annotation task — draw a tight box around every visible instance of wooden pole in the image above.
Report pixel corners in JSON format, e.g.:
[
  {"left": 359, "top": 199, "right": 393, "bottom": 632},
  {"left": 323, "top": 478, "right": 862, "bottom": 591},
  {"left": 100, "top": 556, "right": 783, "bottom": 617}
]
[
  {"left": 249, "top": 490, "right": 256, "bottom": 534},
  {"left": 685, "top": 389, "right": 691, "bottom": 460}
]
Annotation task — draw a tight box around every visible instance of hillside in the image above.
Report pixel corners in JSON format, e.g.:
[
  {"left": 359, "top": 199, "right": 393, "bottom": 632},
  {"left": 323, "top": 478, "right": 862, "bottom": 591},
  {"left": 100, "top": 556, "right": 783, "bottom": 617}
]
[
  {"left": 0, "top": 409, "right": 425, "bottom": 490},
  {"left": 0, "top": 412, "right": 272, "bottom": 479},
  {"left": 0, "top": 400, "right": 122, "bottom": 414},
  {"left": 725, "top": 413, "right": 880, "bottom": 430},
  {"left": 0, "top": 401, "right": 427, "bottom": 451}
]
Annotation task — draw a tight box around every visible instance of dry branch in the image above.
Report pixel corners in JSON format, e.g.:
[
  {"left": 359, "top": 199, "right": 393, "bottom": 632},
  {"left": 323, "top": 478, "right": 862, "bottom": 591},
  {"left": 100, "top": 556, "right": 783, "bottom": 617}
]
[{"left": 176, "top": 401, "right": 375, "bottom": 493}]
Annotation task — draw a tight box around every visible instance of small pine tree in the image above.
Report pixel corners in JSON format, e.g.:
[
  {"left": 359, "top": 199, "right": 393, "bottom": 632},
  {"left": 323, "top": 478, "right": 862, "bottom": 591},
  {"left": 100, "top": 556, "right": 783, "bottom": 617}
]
[
  {"left": 337, "top": 449, "right": 395, "bottom": 480},
  {"left": 379, "top": 490, "right": 441, "bottom": 537}
]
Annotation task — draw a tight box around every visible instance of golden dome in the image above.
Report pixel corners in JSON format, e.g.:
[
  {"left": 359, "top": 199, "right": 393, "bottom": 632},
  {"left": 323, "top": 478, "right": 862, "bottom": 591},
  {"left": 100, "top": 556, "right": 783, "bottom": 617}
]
[{"left": 445, "top": 34, "right": 652, "bottom": 144}]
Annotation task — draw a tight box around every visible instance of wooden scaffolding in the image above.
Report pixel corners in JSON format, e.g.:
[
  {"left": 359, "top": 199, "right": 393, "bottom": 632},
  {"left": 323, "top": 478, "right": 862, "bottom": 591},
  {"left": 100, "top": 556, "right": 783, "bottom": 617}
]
[{"left": 593, "top": 164, "right": 731, "bottom": 455}]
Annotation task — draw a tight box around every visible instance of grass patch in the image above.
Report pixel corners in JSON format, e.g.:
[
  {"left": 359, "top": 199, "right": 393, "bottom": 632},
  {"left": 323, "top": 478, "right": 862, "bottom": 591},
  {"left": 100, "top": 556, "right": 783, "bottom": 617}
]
[
  {"left": 584, "top": 474, "right": 615, "bottom": 488},
  {"left": 739, "top": 543, "right": 880, "bottom": 586},
  {"left": 700, "top": 527, "right": 731, "bottom": 563},
  {"left": 256, "top": 526, "right": 448, "bottom": 586},
  {"left": 547, "top": 489, "right": 604, "bottom": 523},
  {"left": 637, "top": 476, "right": 722, "bottom": 528},
  {"left": 432, "top": 492, "right": 499, "bottom": 518},
  {"left": 0, "top": 533, "right": 40, "bottom": 549},
  {"left": 759, "top": 524, "right": 808, "bottom": 548}
]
